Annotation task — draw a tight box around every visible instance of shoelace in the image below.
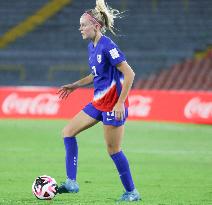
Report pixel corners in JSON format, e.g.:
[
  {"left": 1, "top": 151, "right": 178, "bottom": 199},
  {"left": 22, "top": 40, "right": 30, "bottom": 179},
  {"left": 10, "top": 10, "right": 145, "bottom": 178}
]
[{"left": 121, "top": 191, "right": 131, "bottom": 199}]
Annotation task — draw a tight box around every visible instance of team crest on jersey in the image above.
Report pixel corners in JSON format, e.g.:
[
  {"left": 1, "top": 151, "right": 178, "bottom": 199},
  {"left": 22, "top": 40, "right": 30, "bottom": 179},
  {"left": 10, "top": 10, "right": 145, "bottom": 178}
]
[{"left": 97, "top": 55, "right": 102, "bottom": 63}]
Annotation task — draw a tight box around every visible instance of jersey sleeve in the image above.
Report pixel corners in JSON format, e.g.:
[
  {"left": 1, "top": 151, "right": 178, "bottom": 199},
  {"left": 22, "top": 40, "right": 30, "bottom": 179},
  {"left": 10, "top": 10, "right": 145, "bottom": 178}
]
[{"left": 104, "top": 40, "right": 126, "bottom": 66}]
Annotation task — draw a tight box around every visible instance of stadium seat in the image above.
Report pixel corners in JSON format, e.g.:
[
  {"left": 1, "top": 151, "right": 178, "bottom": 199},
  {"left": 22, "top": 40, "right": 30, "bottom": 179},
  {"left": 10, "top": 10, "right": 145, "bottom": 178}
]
[{"left": 0, "top": 0, "right": 211, "bottom": 87}]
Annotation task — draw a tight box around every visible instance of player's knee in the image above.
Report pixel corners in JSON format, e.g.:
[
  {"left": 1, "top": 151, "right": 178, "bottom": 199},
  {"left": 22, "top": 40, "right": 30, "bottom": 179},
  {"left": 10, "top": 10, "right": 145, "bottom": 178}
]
[
  {"left": 62, "top": 125, "right": 75, "bottom": 138},
  {"left": 106, "top": 144, "right": 121, "bottom": 155}
]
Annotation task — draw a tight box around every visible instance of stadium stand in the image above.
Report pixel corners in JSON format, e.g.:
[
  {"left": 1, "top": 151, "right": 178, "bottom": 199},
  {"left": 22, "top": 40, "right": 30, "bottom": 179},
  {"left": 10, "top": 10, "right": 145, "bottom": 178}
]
[
  {"left": 134, "top": 57, "right": 212, "bottom": 90},
  {"left": 0, "top": 0, "right": 211, "bottom": 89}
]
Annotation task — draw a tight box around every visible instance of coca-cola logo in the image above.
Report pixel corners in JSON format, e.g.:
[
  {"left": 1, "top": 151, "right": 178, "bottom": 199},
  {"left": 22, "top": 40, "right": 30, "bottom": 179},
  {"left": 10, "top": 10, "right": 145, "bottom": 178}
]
[
  {"left": 128, "top": 95, "right": 152, "bottom": 117},
  {"left": 2, "top": 93, "right": 60, "bottom": 115},
  {"left": 184, "top": 97, "right": 212, "bottom": 119}
]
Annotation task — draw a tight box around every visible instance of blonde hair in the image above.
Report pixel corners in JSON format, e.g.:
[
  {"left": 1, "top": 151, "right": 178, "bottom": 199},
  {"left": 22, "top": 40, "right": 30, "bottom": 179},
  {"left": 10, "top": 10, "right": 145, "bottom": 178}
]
[{"left": 84, "top": 0, "right": 123, "bottom": 35}]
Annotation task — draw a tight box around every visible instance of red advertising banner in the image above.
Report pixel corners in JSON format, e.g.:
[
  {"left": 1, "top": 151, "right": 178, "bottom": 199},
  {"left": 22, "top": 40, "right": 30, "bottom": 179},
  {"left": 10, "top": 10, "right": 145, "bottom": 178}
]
[
  {"left": 0, "top": 86, "right": 212, "bottom": 124},
  {"left": 128, "top": 90, "right": 212, "bottom": 124},
  {"left": 0, "top": 86, "right": 93, "bottom": 119}
]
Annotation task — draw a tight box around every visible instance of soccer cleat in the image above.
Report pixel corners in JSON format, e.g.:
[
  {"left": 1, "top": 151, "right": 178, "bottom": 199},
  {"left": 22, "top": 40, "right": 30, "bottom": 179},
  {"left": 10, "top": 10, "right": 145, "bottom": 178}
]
[
  {"left": 57, "top": 179, "right": 79, "bottom": 194},
  {"left": 119, "top": 189, "right": 141, "bottom": 202}
]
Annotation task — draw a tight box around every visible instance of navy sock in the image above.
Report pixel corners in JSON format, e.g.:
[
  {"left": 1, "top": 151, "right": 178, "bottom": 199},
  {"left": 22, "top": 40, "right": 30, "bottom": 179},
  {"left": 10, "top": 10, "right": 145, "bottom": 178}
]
[
  {"left": 64, "top": 137, "right": 78, "bottom": 180},
  {"left": 111, "top": 151, "right": 135, "bottom": 192}
]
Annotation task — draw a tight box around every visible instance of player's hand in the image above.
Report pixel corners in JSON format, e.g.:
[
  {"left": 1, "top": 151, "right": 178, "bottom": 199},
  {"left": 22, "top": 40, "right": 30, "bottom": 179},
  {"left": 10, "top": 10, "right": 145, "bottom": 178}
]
[
  {"left": 112, "top": 102, "right": 125, "bottom": 121},
  {"left": 57, "top": 83, "right": 78, "bottom": 99}
]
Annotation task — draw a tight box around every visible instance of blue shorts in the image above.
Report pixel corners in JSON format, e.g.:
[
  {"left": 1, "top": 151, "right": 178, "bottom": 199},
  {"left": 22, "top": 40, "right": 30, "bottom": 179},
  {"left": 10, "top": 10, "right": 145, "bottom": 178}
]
[{"left": 83, "top": 103, "right": 128, "bottom": 127}]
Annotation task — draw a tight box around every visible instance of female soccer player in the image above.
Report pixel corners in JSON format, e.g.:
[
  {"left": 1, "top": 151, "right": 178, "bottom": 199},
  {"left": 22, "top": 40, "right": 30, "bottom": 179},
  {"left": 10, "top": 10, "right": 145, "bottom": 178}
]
[{"left": 57, "top": 0, "right": 141, "bottom": 202}]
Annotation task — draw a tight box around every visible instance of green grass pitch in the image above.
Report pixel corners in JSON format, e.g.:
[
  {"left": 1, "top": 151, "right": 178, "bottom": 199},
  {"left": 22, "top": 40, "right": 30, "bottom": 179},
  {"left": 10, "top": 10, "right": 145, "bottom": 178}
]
[{"left": 0, "top": 119, "right": 212, "bottom": 205}]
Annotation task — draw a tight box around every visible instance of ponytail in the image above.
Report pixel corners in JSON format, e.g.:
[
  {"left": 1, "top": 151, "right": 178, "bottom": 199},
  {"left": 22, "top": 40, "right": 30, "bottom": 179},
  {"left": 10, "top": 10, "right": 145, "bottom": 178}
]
[{"left": 85, "top": 0, "right": 123, "bottom": 35}]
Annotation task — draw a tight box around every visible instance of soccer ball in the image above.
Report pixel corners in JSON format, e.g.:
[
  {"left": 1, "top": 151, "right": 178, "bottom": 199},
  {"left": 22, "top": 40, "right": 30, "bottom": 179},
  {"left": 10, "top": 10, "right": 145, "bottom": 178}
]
[{"left": 32, "top": 175, "right": 58, "bottom": 200}]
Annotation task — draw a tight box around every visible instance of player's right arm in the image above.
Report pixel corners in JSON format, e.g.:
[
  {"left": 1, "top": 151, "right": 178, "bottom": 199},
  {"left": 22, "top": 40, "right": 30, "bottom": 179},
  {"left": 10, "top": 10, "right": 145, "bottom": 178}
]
[{"left": 57, "top": 74, "right": 94, "bottom": 99}]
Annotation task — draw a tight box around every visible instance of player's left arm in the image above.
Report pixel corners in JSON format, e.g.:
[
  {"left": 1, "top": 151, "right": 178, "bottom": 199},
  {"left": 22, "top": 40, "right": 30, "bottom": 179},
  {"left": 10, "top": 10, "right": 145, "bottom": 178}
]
[{"left": 112, "top": 61, "right": 135, "bottom": 120}]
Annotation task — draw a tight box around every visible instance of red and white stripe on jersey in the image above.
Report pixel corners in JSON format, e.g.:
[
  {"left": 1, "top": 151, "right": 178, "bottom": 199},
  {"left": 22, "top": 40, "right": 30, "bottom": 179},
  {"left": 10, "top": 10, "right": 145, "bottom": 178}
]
[{"left": 92, "top": 79, "right": 129, "bottom": 111}]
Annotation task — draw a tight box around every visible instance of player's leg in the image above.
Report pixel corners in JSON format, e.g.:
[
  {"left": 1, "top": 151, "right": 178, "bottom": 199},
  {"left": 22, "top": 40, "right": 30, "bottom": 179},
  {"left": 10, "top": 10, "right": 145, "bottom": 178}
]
[
  {"left": 102, "top": 110, "right": 141, "bottom": 201},
  {"left": 103, "top": 125, "right": 141, "bottom": 201},
  {"left": 103, "top": 124, "right": 124, "bottom": 155},
  {"left": 58, "top": 104, "right": 101, "bottom": 194},
  {"left": 62, "top": 110, "right": 99, "bottom": 138},
  {"left": 63, "top": 110, "right": 99, "bottom": 178},
  {"left": 103, "top": 125, "right": 135, "bottom": 190}
]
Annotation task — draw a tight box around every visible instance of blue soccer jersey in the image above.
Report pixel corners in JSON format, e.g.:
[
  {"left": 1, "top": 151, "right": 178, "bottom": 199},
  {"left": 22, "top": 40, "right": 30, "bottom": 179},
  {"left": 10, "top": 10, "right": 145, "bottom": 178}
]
[{"left": 88, "top": 35, "right": 129, "bottom": 111}]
